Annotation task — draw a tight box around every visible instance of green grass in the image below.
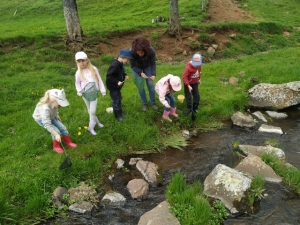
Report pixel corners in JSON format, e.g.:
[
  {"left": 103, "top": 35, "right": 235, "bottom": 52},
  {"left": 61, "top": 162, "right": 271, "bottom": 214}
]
[
  {"left": 261, "top": 154, "right": 300, "bottom": 194},
  {"left": 1, "top": 0, "right": 300, "bottom": 223},
  {"left": 166, "top": 171, "right": 228, "bottom": 225}
]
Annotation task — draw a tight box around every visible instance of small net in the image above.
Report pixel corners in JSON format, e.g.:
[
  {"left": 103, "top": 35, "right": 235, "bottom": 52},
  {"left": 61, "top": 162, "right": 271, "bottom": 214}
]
[
  {"left": 134, "top": 78, "right": 145, "bottom": 91},
  {"left": 80, "top": 82, "right": 98, "bottom": 101},
  {"left": 59, "top": 156, "right": 72, "bottom": 170}
]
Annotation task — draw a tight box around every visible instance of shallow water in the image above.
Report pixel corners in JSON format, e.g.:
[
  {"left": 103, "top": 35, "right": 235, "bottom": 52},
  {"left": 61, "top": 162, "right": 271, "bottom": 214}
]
[{"left": 42, "top": 107, "right": 300, "bottom": 225}]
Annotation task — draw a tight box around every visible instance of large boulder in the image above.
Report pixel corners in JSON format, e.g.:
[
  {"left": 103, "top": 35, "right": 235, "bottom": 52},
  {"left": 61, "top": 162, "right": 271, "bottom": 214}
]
[
  {"left": 203, "top": 164, "right": 252, "bottom": 213},
  {"left": 248, "top": 82, "right": 300, "bottom": 109}
]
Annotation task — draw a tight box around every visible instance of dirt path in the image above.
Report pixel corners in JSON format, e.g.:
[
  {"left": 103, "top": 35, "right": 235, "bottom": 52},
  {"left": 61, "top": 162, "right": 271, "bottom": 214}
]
[{"left": 95, "top": 0, "right": 254, "bottom": 63}]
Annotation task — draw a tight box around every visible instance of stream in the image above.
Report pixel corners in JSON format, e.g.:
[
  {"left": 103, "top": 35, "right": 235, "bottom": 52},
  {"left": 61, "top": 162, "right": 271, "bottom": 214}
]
[{"left": 42, "top": 107, "right": 300, "bottom": 225}]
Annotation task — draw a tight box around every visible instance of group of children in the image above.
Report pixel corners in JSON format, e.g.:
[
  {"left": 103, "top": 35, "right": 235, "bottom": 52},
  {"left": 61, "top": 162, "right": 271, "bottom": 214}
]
[{"left": 32, "top": 38, "right": 202, "bottom": 154}]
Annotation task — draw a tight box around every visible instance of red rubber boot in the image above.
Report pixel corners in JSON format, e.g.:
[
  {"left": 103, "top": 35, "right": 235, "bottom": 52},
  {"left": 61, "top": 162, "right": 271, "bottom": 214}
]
[
  {"left": 53, "top": 140, "right": 64, "bottom": 154},
  {"left": 62, "top": 135, "right": 77, "bottom": 148}
]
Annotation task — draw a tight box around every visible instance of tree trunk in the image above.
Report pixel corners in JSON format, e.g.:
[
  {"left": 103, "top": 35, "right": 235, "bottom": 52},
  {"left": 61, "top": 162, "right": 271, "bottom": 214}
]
[
  {"left": 169, "top": 0, "right": 181, "bottom": 36},
  {"left": 62, "top": 0, "right": 83, "bottom": 41}
]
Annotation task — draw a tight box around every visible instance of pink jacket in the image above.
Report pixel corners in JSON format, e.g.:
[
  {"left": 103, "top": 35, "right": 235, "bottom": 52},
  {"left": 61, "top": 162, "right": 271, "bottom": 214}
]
[{"left": 155, "top": 74, "right": 175, "bottom": 107}]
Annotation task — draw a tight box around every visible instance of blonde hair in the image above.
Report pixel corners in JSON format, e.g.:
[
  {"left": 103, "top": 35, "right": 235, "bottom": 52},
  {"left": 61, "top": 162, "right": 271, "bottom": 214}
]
[
  {"left": 37, "top": 90, "right": 55, "bottom": 106},
  {"left": 76, "top": 59, "right": 99, "bottom": 85}
]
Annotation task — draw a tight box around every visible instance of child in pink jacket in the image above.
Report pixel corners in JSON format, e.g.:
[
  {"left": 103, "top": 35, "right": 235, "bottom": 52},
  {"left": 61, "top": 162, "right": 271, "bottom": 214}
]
[{"left": 155, "top": 74, "right": 182, "bottom": 122}]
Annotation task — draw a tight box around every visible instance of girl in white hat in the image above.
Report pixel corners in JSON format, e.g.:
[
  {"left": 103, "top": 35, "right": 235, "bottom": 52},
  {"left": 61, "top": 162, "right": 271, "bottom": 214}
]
[
  {"left": 155, "top": 74, "right": 182, "bottom": 122},
  {"left": 32, "top": 89, "right": 77, "bottom": 153},
  {"left": 74, "top": 51, "right": 106, "bottom": 135}
]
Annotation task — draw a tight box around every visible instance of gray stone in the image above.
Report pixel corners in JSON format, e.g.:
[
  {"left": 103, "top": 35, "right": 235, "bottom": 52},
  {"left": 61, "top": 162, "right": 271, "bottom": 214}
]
[
  {"left": 127, "top": 179, "right": 149, "bottom": 199},
  {"left": 238, "top": 144, "right": 285, "bottom": 160},
  {"left": 258, "top": 124, "right": 283, "bottom": 134},
  {"left": 252, "top": 111, "right": 267, "bottom": 122},
  {"left": 235, "top": 154, "right": 282, "bottom": 182},
  {"left": 69, "top": 201, "right": 93, "bottom": 214},
  {"left": 265, "top": 111, "right": 288, "bottom": 119},
  {"left": 231, "top": 111, "right": 257, "bottom": 128},
  {"left": 138, "top": 201, "right": 180, "bottom": 225},
  {"left": 101, "top": 192, "right": 126, "bottom": 207}
]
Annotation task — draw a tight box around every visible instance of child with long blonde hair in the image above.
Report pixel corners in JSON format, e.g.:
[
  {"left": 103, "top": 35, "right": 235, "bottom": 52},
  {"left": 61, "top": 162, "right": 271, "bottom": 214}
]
[
  {"left": 75, "top": 51, "right": 106, "bottom": 135},
  {"left": 32, "top": 89, "right": 77, "bottom": 153}
]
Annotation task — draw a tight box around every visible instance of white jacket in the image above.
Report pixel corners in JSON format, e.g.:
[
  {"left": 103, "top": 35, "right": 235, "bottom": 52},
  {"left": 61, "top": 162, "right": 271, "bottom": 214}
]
[
  {"left": 32, "top": 103, "right": 59, "bottom": 133},
  {"left": 75, "top": 66, "right": 106, "bottom": 96}
]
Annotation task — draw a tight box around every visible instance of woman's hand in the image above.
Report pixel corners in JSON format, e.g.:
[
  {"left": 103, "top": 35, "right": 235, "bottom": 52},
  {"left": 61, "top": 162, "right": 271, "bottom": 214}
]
[
  {"left": 125, "top": 75, "right": 129, "bottom": 80},
  {"left": 141, "top": 72, "right": 148, "bottom": 79},
  {"left": 78, "top": 93, "right": 83, "bottom": 97},
  {"left": 118, "top": 81, "right": 124, "bottom": 86}
]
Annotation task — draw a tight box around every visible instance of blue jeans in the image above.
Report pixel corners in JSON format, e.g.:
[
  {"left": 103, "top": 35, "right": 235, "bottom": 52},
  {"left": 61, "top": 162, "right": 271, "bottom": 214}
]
[
  {"left": 36, "top": 119, "right": 69, "bottom": 140},
  {"left": 164, "top": 94, "right": 175, "bottom": 112},
  {"left": 132, "top": 66, "right": 156, "bottom": 104}
]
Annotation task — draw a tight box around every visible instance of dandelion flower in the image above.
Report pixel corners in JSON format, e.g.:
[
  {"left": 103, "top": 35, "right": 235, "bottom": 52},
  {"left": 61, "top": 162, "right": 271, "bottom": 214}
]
[
  {"left": 84, "top": 126, "right": 88, "bottom": 129},
  {"left": 78, "top": 132, "right": 82, "bottom": 136},
  {"left": 78, "top": 127, "right": 82, "bottom": 130}
]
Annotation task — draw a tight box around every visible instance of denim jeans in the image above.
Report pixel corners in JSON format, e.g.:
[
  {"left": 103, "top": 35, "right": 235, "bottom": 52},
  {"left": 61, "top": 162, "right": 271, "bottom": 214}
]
[
  {"left": 164, "top": 94, "right": 175, "bottom": 111},
  {"left": 132, "top": 66, "right": 156, "bottom": 104},
  {"left": 36, "top": 119, "right": 69, "bottom": 140}
]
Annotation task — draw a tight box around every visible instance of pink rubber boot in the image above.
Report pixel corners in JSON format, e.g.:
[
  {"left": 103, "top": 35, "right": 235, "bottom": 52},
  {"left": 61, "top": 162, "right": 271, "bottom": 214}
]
[
  {"left": 162, "top": 110, "right": 172, "bottom": 122},
  {"left": 169, "top": 107, "right": 178, "bottom": 117}
]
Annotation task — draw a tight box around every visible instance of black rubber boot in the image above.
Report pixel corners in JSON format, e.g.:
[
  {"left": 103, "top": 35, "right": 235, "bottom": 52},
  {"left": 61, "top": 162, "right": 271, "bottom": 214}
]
[
  {"left": 183, "top": 107, "right": 192, "bottom": 116},
  {"left": 114, "top": 110, "right": 123, "bottom": 122},
  {"left": 193, "top": 103, "right": 199, "bottom": 113}
]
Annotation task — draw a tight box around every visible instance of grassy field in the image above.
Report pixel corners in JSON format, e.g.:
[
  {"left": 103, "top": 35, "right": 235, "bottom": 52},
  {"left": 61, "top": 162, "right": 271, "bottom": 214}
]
[{"left": 1, "top": 0, "right": 300, "bottom": 224}]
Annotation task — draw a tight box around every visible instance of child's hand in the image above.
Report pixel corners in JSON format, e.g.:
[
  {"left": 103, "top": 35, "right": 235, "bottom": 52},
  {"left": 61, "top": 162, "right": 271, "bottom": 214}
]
[
  {"left": 165, "top": 104, "right": 171, "bottom": 108},
  {"left": 188, "top": 85, "right": 193, "bottom": 92},
  {"left": 55, "top": 134, "right": 61, "bottom": 142},
  {"left": 150, "top": 75, "right": 155, "bottom": 80},
  {"left": 125, "top": 75, "right": 129, "bottom": 80},
  {"left": 199, "top": 79, "right": 202, "bottom": 85},
  {"left": 78, "top": 93, "right": 83, "bottom": 97}
]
